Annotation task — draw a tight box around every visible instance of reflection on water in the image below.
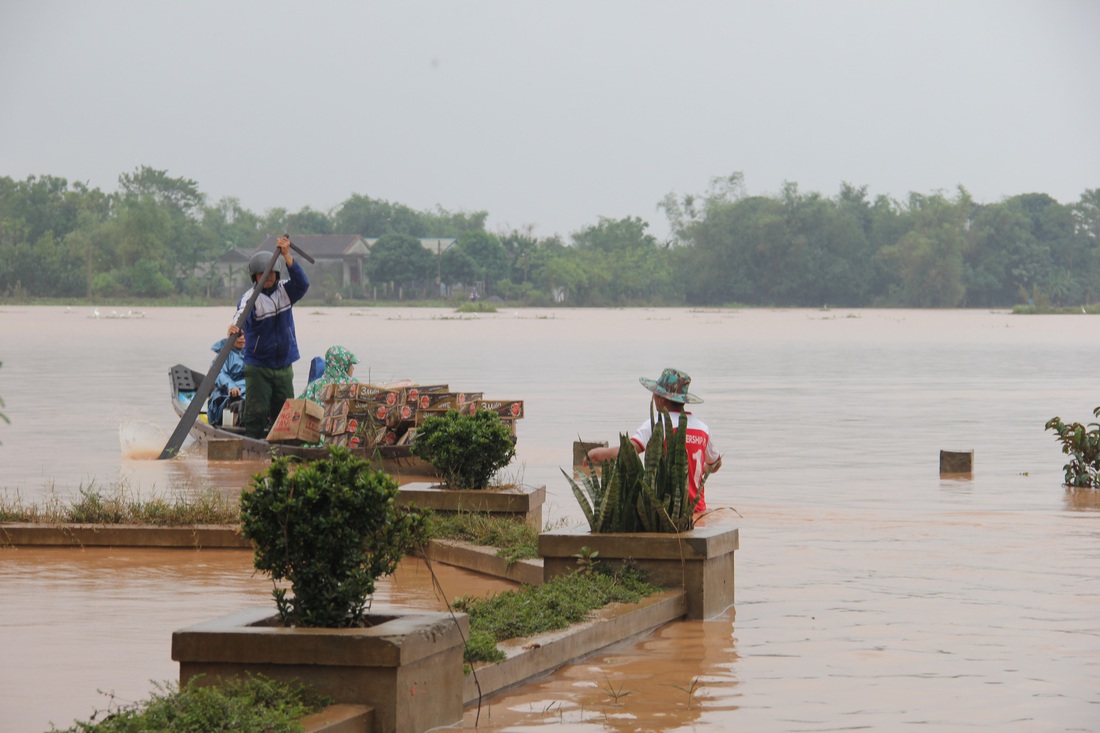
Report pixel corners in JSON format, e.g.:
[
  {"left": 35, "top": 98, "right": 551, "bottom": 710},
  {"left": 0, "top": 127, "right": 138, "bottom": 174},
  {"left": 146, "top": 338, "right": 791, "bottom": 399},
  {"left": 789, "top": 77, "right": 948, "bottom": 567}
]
[{"left": 1, "top": 307, "right": 1099, "bottom": 732}]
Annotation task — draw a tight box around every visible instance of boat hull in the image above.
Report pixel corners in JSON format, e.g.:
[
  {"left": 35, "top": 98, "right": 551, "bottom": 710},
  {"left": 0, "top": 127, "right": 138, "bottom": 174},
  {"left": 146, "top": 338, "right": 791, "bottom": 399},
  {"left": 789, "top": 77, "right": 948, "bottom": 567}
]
[{"left": 169, "top": 365, "right": 438, "bottom": 477}]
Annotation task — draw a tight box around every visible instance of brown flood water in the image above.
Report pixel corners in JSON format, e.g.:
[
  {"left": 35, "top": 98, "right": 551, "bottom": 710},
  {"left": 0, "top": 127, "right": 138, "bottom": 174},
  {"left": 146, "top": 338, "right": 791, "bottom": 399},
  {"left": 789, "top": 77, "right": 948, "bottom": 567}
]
[{"left": 1, "top": 306, "right": 1098, "bottom": 732}]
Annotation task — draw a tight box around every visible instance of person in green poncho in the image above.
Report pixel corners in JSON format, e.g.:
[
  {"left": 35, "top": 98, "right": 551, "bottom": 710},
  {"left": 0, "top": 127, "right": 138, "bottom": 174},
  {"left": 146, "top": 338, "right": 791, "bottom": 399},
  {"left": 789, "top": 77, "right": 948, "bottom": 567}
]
[{"left": 299, "top": 345, "right": 360, "bottom": 402}]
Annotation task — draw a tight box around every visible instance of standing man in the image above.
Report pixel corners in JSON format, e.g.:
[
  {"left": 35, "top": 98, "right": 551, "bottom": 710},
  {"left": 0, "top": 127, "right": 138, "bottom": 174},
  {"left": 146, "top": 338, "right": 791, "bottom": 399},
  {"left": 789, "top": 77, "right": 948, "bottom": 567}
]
[
  {"left": 231, "top": 235, "right": 309, "bottom": 439},
  {"left": 587, "top": 367, "right": 723, "bottom": 512}
]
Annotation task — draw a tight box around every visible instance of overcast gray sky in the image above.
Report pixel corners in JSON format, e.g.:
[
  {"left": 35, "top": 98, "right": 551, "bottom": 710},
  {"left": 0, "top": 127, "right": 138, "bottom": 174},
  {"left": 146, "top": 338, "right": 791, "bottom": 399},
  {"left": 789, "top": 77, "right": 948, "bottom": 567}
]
[{"left": 2, "top": 1, "right": 1097, "bottom": 240}]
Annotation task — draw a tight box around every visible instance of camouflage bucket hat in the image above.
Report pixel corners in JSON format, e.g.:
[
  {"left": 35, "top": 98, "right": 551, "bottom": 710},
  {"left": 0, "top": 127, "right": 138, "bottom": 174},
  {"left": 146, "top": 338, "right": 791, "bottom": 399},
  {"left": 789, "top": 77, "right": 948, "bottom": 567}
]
[{"left": 638, "top": 367, "right": 703, "bottom": 404}]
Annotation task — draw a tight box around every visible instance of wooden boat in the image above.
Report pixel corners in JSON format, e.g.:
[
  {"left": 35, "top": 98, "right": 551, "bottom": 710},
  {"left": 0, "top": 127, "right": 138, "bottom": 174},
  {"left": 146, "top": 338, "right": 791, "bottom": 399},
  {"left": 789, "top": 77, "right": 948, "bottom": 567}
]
[{"left": 169, "top": 364, "right": 439, "bottom": 475}]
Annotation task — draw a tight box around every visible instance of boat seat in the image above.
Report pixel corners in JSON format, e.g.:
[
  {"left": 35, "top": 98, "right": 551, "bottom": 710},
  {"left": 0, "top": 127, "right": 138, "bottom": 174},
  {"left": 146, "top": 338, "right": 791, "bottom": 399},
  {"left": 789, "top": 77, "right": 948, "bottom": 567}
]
[{"left": 170, "top": 364, "right": 199, "bottom": 393}]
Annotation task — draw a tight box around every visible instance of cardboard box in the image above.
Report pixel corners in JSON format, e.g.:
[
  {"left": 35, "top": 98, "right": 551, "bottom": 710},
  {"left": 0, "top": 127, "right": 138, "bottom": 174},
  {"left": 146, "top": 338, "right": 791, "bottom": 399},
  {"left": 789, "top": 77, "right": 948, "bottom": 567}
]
[
  {"left": 266, "top": 399, "right": 323, "bottom": 444},
  {"left": 477, "top": 399, "right": 525, "bottom": 419},
  {"left": 371, "top": 402, "right": 417, "bottom": 427},
  {"left": 404, "top": 385, "right": 450, "bottom": 404},
  {"left": 417, "top": 392, "right": 483, "bottom": 410},
  {"left": 323, "top": 399, "right": 350, "bottom": 419},
  {"left": 321, "top": 415, "right": 347, "bottom": 435}
]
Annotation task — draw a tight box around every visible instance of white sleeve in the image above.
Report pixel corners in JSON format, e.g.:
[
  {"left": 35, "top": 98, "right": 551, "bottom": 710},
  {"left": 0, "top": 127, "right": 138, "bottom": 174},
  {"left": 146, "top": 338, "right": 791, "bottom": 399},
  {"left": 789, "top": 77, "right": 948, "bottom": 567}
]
[
  {"left": 631, "top": 419, "right": 652, "bottom": 450},
  {"left": 705, "top": 436, "right": 721, "bottom": 466}
]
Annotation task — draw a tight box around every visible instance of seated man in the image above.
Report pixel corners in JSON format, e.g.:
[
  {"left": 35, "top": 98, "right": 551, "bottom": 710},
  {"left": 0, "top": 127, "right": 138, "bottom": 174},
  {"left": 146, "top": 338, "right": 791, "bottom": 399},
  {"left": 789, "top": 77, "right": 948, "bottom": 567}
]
[
  {"left": 207, "top": 327, "right": 246, "bottom": 427},
  {"left": 299, "top": 345, "right": 360, "bottom": 402}
]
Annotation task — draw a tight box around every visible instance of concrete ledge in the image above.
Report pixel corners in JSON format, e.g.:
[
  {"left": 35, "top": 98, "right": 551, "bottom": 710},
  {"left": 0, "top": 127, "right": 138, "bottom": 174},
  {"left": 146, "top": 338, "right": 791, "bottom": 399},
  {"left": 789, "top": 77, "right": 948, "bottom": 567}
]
[
  {"left": 398, "top": 483, "right": 545, "bottom": 530},
  {"left": 0, "top": 523, "right": 251, "bottom": 549},
  {"left": 302, "top": 704, "right": 372, "bottom": 733},
  {"left": 421, "top": 539, "right": 543, "bottom": 586},
  {"left": 540, "top": 525, "right": 739, "bottom": 620},
  {"left": 463, "top": 588, "right": 684, "bottom": 705}
]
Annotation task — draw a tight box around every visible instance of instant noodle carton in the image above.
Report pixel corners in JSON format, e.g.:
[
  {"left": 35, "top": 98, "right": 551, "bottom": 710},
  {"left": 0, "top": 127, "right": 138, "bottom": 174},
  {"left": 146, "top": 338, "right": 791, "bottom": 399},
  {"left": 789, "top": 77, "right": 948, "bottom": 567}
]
[
  {"left": 417, "top": 392, "right": 483, "bottom": 411},
  {"left": 404, "top": 385, "right": 450, "bottom": 404},
  {"left": 476, "top": 399, "right": 525, "bottom": 419},
  {"left": 266, "top": 399, "right": 324, "bottom": 444}
]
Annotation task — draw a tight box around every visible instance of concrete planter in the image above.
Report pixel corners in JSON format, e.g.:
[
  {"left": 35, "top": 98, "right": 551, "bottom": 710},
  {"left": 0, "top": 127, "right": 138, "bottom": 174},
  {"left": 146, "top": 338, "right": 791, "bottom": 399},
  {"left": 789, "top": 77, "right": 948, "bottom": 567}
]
[
  {"left": 464, "top": 588, "right": 684, "bottom": 704},
  {"left": 172, "top": 608, "right": 467, "bottom": 733},
  {"left": 538, "top": 524, "right": 739, "bottom": 620},
  {"left": 397, "top": 483, "right": 545, "bottom": 530}
]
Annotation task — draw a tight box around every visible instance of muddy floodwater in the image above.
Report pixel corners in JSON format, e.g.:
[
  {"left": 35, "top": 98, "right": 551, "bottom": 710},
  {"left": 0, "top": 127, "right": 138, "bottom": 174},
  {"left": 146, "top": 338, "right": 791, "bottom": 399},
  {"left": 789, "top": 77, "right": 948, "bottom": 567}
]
[{"left": 1, "top": 306, "right": 1098, "bottom": 732}]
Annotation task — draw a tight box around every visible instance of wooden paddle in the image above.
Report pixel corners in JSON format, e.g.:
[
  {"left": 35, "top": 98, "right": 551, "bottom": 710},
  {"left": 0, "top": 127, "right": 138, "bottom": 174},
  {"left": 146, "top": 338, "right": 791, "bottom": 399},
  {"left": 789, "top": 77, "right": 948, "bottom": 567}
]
[{"left": 158, "top": 238, "right": 310, "bottom": 459}]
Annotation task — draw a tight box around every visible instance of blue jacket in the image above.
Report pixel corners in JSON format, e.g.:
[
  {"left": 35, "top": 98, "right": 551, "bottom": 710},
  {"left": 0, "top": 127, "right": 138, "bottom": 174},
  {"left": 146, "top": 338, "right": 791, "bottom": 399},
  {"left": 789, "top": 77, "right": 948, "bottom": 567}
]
[
  {"left": 207, "top": 338, "right": 246, "bottom": 426},
  {"left": 235, "top": 259, "right": 309, "bottom": 368}
]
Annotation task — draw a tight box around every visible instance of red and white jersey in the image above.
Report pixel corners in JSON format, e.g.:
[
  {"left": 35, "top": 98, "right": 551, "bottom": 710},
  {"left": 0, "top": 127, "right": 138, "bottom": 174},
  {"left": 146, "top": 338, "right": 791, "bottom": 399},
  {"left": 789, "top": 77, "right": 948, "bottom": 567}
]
[{"left": 630, "top": 411, "right": 721, "bottom": 512}]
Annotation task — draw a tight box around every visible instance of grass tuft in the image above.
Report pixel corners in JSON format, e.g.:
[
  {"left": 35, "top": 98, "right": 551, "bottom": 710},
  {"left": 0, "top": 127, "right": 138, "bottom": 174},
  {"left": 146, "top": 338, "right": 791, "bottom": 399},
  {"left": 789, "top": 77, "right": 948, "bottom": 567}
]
[
  {"left": 0, "top": 484, "right": 240, "bottom": 526},
  {"left": 424, "top": 511, "right": 539, "bottom": 564}
]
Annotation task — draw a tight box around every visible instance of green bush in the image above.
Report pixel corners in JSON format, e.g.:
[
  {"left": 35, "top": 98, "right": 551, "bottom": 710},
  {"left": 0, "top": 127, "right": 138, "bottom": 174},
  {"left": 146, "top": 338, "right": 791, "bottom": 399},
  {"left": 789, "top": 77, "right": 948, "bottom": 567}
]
[
  {"left": 1045, "top": 408, "right": 1100, "bottom": 487},
  {"left": 240, "top": 447, "right": 427, "bottom": 627},
  {"left": 565, "top": 409, "right": 699, "bottom": 533},
  {"left": 411, "top": 410, "right": 516, "bottom": 489},
  {"left": 53, "top": 674, "right": 330, "bottom": 732}
]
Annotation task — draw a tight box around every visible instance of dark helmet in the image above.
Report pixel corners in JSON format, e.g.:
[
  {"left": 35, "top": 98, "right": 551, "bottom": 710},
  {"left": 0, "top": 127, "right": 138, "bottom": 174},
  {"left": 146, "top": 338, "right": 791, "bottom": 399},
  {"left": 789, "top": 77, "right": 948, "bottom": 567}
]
[{"left": 248, "top": 252, "right": 279, "bottom": 281}]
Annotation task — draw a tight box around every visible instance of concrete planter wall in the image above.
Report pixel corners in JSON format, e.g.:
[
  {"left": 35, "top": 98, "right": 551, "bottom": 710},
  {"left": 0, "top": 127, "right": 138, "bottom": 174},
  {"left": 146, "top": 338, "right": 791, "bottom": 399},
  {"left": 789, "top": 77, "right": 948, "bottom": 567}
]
[
  {"left": 172, "top": 608, "right": 467, "bottom": 733},
  {"left": 538, "top": 524, "right": 739, "bottom": 620},
  {"left": 397, "top": 483, "right": 545, "bottom": 530}
]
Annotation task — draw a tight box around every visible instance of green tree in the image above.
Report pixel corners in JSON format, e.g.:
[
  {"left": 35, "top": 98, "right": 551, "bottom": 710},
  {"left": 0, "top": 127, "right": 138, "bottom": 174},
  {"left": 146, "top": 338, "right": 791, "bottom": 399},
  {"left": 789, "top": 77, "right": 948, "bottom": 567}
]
[
  {"left": 201, "top": 197, "right": 264, "bottom": 253},
  {"left": 333, "top": 194, "right": 488, "bottom": 238},
  {"left": 679, "top": 195, "right": 776, "bottom": 305},
  {"left": 286, "top": 206, "right": 334, "bottom": 235},
  {"left": 1073, "top": 189, "right": 1100, "bottom": 302},
  {"left": 527, "top": 236, "right": 586, "bottom": 303},
  {"left": 811, "top": 186, "right": 877, "bottom": 306},
  {"left": 366, "top": 233, "right": 435, "bottom": 291},
  {"left": 877, "top": 192, "right": 968, "bottom": 307},
  {"left": 440, "top": 246, "right": 478, "bottom": 286},
  {"left": 500, "top": 228, "right": 539, "bottom": 284},
  {"left": 113, "top": 166, "right": 213, "bottom": 294},
  {"left": 451, "top": 230, "right": 509, "bottom": 291},
  {"left": 571, "top": 216, "right": 673, "bottom": 305},
  {"left": 0, "top": 176, "right": 112, "bottom": 297}
]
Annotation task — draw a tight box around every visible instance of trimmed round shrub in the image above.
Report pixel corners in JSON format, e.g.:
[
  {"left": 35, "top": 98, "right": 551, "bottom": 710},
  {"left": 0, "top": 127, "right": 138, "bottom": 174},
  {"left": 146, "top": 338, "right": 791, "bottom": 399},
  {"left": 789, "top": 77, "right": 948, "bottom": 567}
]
[
  {"left": 240, "top": 447, "right": 426, "bottom": 627},
  {"left": 411, "top": 409, "right": 516, "bottom": 489}
]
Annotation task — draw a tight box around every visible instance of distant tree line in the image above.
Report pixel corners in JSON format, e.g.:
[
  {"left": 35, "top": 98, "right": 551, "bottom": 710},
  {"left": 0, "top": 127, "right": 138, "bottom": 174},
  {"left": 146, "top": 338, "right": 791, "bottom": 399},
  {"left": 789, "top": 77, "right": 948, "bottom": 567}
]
[{"left": 1, "top": 167, "right": 1097, "bottom": 307}]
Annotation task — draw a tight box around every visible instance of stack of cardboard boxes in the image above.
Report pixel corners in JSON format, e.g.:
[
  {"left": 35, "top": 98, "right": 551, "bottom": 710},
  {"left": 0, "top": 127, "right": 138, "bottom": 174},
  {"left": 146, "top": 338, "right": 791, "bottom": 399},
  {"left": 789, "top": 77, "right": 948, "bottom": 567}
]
[{"left": 310, "top": 382, "right": 524, "bottom": 449}]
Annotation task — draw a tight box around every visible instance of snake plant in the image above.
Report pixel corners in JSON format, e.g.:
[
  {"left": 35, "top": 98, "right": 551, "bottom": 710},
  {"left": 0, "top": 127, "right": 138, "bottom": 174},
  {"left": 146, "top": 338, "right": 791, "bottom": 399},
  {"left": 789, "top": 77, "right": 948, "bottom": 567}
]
[{"left": 564, "top": 408, "right": 698, "bottom": 533}]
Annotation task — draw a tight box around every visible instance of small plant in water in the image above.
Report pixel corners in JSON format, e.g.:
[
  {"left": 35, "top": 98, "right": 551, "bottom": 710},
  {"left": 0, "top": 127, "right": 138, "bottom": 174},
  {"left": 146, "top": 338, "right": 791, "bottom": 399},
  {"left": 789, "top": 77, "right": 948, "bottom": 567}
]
[
  {"left": 667, "top": 676, "right": 703, "bottom": 707},
  {"left": 600, "top": 674, "right": 633, "bottom": 705},
  {"left": 1045, "top": 409, "right": 1100, "bottom": 487}
]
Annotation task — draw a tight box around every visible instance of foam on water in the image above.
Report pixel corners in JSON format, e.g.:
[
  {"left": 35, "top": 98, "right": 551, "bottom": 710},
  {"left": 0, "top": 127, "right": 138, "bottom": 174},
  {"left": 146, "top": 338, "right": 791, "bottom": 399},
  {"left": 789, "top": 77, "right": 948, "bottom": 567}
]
[{"left": 118, "top": 421, "right": 168, "bottom": 460}]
